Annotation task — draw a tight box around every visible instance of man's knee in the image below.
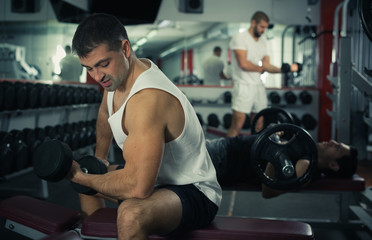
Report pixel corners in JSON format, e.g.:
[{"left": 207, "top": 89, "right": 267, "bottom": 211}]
[{"left": 117, "top": 200, "right": 147, "bottom": 233}]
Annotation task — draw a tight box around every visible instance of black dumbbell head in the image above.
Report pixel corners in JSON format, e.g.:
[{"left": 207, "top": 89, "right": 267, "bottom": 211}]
[
  {"left": 281, "top": 63, "right": 291, "bottom": 73},
  {"left": 223, "top": 91, "right": 232, "bottom": 103},
  {"left": 33, "top": 139, "right": 72, "bottom": 182},
  {"left": 223, "top": 113, "right": 232, "bottom": 129},
  {"left": 71, "top": 155, "right": 107, "bottom": 195},
  {"left": 207, "top": 113, "right": 220, "bottom": 128}
]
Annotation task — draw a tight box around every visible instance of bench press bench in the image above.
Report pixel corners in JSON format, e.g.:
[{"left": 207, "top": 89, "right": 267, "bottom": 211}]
[
  {"left": 221, "top": 174, "right": 366, "bottom": 192},
  {"left": 0, "top": 195, "right": 314, "bottom": 240},
  {"left": 221, "top": 174, "right": 367, "bottom": 230}
]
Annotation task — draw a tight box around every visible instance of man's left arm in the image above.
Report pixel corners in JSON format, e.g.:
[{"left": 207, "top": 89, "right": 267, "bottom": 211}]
[
  {"left": 67, "top": 90, "right": 167, "bottom": 201},
  {"left": 261, "top": 159, "right": 311, "bottom": 198},
  {"left": 262, "top": 56, "right": 299, "bottom": 74},
  {"left": 261, "top": 55, "right": 281, "bottom": 73}
]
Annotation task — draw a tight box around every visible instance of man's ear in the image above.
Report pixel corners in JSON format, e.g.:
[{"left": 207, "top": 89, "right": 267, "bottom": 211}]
[
  {"left": 328, "top": 161, "right": 340, "bottom": 172},
  {"left": 121, "top": 40, "right": 131, "bottom": 58}
]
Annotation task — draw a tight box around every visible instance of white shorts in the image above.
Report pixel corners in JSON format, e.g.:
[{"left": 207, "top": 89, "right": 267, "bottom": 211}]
[{"left": 231, "top": 82, "right": 267, "bottom": 114}]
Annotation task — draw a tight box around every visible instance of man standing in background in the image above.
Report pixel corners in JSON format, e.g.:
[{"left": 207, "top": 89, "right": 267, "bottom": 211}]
[
  {"left": 227, "top": 11, "right": 298, "bottom": 137},
  {"left": 202, "top": 46, "right": 231, "bottom": 85},
  {"left": 60, "top": 45, "right": 83, "bottom": 82}
]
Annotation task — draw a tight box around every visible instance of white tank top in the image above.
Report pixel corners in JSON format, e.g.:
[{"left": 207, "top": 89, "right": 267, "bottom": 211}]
[{"left": 107, "top": 59, "right": 222, "bottom": 207}]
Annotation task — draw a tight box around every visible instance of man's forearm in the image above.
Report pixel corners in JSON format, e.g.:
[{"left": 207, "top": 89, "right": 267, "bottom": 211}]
[
  {"left": 263, "top": 64, "right": 281, "bottom": 73},
  {"left": 238, "top": 60, "right": 262, "bottom": 73}
]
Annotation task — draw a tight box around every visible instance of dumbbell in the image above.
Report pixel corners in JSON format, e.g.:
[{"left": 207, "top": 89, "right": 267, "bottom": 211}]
[
  {"left": 55, "top": 124, "right": 71, "bottom": 146},
  {"left": 70, "top": 86, "right": 81, "bottom": 105},
  {"left": 24, "top": 82, "right": 39, "bottom": 109},
  {"left": 33, "top": 139, "right": 107, "bottom": 195},
  {"left": 284, "top": 91, "right": 297, "bottom": 104},
  {"left": 72, "top": 122, "right": 87, "bottom": 148},
  {"left": 268, "top": 91, "right": 281, "bottom": 104},
  {"left": 299, "top": 90, "right": 312, "bottom": 105},
  {"left": 0, "top": 131, "right": 14, "bottom": 176},
  {"left": 281, "top": 63, "right": 291, "bottom": 73},
  {"left": 0, "top": 82, "right": 3, "bottom": 110},
  {"left": 35, "top": 83, "right": 49, "bottom": 108},
  {"left": 22, "top": 128, "right": 41, "bottom": 167},
  {"left": 55, "top": 85, "right": 66, "bottom": 106},
  {"left": 14, "top": 82, "right": 27, "bottom": 110},
  {"left": 207, "top": 113, "right": 220, "bottom": 128},
  {"left": 85, "top": 123, "right": 96, "bottom": 145},
  {"left": 223, "top": 113, "right": 232, "bottom": 129},
  {"left": 1, "top": 81, "right": 16, "bottom": 111},
  {"left": 63, "top": 123, "right": 80, "bottom": 150},
  {"left": 65, "top": 87, "right": 74, "bottom": 105},
  {"left": 281, "top": 63, "right": 303, "bottom": 74},
  {"left": 44, "top": 125, "right": 58, "bottom": 140},
  {"left": 290, "top": 113, "right": 302, "bottom": 126},
  {"left": 9, "top": 130, "right": 29, "bottom": 172},
  {"left": 45, "top": 84, "right": 57, "bottom": 107},
  {"left": 34, "top": 127, "right": 47, "bottom": 142},
  {"left": 80, "top": 87, "right": 88, "bottom": 104},
  {"left": 86, "top": 88, "right": 97, "bottom": 103},
  {"left": 301, "top": 114, "right": 317, "bottom": 130},
  {"left": 95, "top": 90, "right": 103, "bottom": 103},
  {"left": 223, "top": 91, "right": 232, "bottom": 104}
]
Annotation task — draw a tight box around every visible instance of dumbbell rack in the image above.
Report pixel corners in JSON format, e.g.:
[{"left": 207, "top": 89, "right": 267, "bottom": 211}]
[
  {"left": 178, "top": 85, "right": 319, "bottom": 140},
  {"left": 0, "top": 79, "right": 101, "bottom": 199}
]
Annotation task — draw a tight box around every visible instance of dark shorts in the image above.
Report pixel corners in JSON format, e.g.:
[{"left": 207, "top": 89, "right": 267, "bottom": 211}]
[
  {"left": 115, "top": 165, "right": 218, "bottom": 236},
  {"left": 160, "top": 184, "right": 218, "bottom": 236}
]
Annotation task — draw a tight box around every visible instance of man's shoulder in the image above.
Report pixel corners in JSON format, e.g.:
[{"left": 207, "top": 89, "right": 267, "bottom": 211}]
[{"left": 233, "top": 31, "right": 249, "bottom": 39}]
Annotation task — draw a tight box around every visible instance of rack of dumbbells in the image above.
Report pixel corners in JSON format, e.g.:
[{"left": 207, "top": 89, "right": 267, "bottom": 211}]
[
  {"left": 178, "top": 85, "right": 319, "bottom": 140},
  {"left": 178, "top": 86, "right": 235, "bottom": 137},
  {"left": 266, "top": 87, "right": 319, "bottom": 140},
  {"left": 0, "top": 79, "right": 103, "bottom": 198}
]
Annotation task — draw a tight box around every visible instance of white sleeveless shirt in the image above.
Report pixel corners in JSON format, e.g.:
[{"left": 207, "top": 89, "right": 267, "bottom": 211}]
[{"left": 107, "top": 59, "right": 222, "bottom": 207}]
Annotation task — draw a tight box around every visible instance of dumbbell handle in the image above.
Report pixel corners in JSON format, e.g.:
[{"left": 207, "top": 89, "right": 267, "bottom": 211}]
[
  {"left": 81, "top": 167, "right": 88, "bottom": 174},
  {"left": 278, "top": 153, "right": 295, "bottom": 177}
]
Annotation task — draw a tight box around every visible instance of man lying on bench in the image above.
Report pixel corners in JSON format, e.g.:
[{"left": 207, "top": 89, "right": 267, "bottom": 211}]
[{"left": 206, "top": 129, "right": 358, "bottom": 198}]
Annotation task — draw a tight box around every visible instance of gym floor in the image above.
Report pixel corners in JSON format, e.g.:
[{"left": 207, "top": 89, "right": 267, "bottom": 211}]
[{"left": 0, "top": 148, "right": 372, "bottom": 240}]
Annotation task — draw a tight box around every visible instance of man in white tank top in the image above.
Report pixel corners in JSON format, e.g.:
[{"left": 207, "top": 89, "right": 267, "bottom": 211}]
[
  {"left": 67, "top": 13, "right": 221, "bottom": 240},
  {"left": 227, "top": 11, "right": 299, "bottom": 137}
]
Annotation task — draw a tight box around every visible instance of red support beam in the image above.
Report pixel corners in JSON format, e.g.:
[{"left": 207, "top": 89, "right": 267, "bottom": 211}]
[{"left": 317, "top": 0, "right": 343, "bottom": 141}]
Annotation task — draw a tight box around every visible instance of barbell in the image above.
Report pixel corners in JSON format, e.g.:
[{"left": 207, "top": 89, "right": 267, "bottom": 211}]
[
  {"left": 251, "top": 107, "right": 295, "bottom": 135},
  {"left": 251, "top": 123, "right": 317, "bottom": 191}
]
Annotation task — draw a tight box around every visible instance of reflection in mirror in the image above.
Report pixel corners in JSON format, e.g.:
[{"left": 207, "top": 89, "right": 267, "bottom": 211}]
[
  {"left": 159, "top": 22, "right": 317, "bottom": 89},
  {"left": 0, "top": 20, "right": 83, "bottom": 82}
]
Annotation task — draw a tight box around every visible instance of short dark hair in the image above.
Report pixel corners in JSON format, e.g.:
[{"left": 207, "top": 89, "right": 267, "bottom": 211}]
[
  {"left": 64, "top": 45, "right": 71, "bottom": 53},
  {"left": 72, "top": 13, "right": 130, "bottom": 58},
  {"left": 323, "top": 146, "right": 358, "bottom": 178},
  {"left": 251, "top": 11, "right": 269, "bottom": 24},
  {"left": 213, "top": 46, "right": 222, "bottom": 53}
]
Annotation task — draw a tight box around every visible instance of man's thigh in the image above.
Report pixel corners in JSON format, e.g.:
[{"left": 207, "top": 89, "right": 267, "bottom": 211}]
[
  {"left": 119, "top": 184, "right": 217, "bottom": 236},
  {"left": 161, "top": 184, "right": 218, "bottom": 236},
  {"left": 118, "top": 187, "right": 182, "bottom": 236}
]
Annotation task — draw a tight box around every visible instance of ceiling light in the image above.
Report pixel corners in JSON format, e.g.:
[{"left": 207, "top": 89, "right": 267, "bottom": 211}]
[
  {"left": 132, "top": 44, "right": 139, "bottom": 52},
  {"left": 136, "top": 37, "right": 147, "bottom": 46},
  {"left": 158, "top": 20, "right": 172, "bottom": 28},
  {"left": 147, "top": 29, "right": 158, "bottom": 39}
]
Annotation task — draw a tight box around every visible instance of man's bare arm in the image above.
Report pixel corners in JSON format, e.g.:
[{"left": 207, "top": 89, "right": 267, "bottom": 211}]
[
  {"left": 234, "top": 49, "right": 263, "bottom": 73},
  {"left": 95, "top": 90, "right": 113, "bottom": 166}
]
